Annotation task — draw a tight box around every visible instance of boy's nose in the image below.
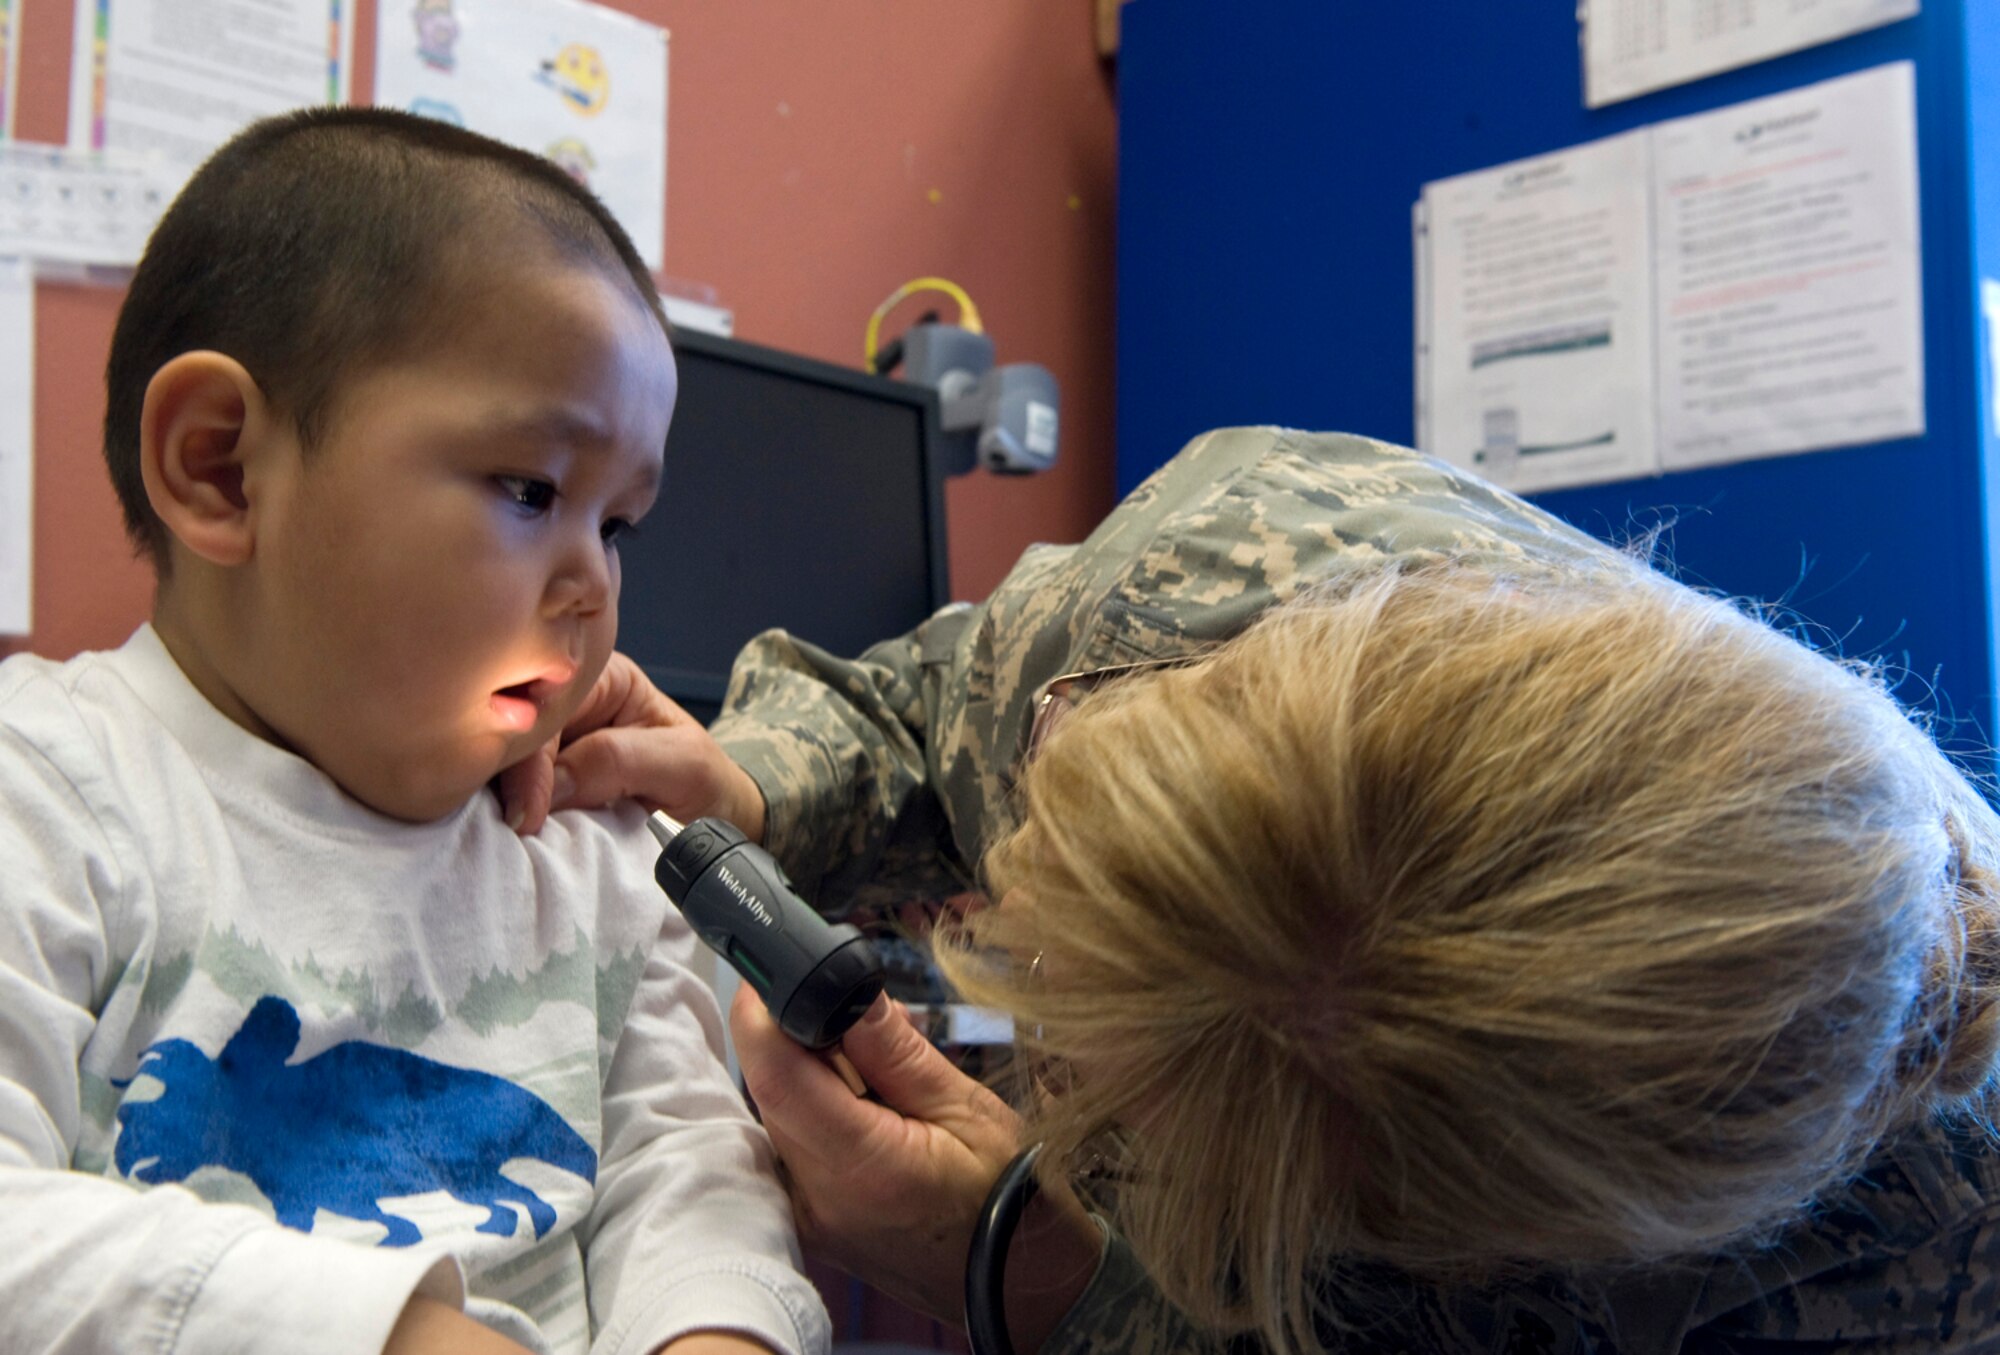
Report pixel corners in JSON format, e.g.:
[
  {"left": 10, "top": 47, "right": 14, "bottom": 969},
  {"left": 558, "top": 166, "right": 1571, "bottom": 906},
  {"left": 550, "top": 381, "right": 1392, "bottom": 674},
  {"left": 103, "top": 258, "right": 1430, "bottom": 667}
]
[{"left": 546, "top": 537, "right": 613, "bottom": 617}]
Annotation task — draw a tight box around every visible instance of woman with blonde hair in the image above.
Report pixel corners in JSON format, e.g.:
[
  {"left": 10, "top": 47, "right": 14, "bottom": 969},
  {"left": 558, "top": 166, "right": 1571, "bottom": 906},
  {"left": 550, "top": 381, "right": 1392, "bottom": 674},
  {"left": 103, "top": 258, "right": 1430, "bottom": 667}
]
[
  {"left": 503, "top": 428, "right": 2000, "bottom": 1353},
  {"left": 940, "top": 561, "right": 2000, "bottom": 1351}
]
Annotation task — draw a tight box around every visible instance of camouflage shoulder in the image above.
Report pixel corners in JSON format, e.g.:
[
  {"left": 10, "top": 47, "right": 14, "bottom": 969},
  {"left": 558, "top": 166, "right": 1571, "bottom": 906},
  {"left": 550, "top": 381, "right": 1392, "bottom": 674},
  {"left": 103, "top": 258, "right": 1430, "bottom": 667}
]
[
  {"left": 1685, "top": 1117, "right": 2000, "bottom": 1347},
  {"left": 1253, "top": 429, "right": 1617, "bottom": 568},
  {"left": 1107, "top": 429, "right": 1623, "bottom": 656}
]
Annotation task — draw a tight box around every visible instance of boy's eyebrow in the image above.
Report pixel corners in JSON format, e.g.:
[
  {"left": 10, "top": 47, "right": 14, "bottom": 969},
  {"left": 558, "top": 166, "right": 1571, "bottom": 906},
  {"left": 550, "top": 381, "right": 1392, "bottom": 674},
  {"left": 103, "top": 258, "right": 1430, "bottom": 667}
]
[
  {"left": 482, "top": 407, "right": 616, "bottom": 447},
  {"left": 481, "top": 408, "right": 665, "bottom": 492}
]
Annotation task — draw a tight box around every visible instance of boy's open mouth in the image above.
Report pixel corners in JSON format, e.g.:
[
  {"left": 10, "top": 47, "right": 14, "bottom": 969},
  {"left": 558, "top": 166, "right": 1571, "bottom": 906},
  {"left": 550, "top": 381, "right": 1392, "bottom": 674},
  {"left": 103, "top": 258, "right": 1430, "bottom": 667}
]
[{"left": 490, "top": 677, "right": 557, "bottom": 732}]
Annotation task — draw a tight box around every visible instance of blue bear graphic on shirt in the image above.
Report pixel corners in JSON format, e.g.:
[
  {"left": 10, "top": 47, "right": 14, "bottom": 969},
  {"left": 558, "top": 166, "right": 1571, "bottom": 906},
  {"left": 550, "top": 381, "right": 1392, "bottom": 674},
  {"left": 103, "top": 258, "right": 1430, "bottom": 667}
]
[{"left": 115, "top": 996, "right": 597, "bottom": 1246}]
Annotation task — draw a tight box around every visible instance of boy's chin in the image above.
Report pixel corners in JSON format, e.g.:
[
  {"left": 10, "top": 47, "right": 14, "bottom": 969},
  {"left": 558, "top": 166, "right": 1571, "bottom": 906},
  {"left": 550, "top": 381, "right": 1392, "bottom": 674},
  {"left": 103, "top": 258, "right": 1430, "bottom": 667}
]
[{"left": 333, "top": 760, "right": 492, "bottom": 826}]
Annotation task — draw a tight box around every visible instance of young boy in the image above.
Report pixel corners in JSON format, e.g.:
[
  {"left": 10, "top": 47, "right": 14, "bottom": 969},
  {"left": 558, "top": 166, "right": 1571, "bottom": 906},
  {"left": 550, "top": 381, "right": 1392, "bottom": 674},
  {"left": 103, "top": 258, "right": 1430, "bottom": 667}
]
[{"left": 0, "top": 110, "right": 829, "bottom": 1355}]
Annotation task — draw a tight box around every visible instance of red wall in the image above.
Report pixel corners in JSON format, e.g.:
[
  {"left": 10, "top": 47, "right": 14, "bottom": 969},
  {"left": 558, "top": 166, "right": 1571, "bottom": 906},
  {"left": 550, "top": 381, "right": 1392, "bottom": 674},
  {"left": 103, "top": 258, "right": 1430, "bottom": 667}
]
[{"left": 2, "top": 1, "right": 1117, "bottom": 661}]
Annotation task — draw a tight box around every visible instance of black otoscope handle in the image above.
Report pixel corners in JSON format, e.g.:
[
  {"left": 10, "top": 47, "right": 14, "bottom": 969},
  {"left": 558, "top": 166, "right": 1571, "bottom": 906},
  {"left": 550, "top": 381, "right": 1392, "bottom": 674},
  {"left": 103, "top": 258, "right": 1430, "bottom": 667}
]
[{"left": 651, "top": 813, "right": 884, "bottom": 1050}]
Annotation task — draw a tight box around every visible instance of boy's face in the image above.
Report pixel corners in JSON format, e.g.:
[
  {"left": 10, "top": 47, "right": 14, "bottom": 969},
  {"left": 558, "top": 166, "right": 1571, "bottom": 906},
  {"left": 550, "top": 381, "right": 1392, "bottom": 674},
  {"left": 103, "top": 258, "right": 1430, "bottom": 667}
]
[{"left": 235, "top": 253, "right": 673, "bottom": 822}]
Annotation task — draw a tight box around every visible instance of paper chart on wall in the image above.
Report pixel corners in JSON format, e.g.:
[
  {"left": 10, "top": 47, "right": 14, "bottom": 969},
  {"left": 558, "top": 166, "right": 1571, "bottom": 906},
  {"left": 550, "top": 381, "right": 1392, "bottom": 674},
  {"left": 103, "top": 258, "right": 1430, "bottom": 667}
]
[
  {"left": 1412, "top": 200, "right": 1433, "bottom": 457},
  {"left": 1415, "top": 61, "right": 1923, "bottom": 490},
  {"left": 0, "top": 144, "right": 188, "bottom": 268},
  {"left": 374, "top": 0, "right": 668, "bottom": 270},
  {"left": 0, "top": 0, "right": 21, "bottom": 139},
  {"left": 67, "top": 0, "right": 353, "bottom": 167},
  {"left": 1419, "top": 132, "right": 1657, "bottom": 494},
  {"left": 0, "top": 259, "right": 32, "bottom": 635},
  {"left": 1653, "top": 63, "right": 1923, "bottom": 470},
  {"left": 1583, "top": 0, "right": 1918, "bottom": 108}
]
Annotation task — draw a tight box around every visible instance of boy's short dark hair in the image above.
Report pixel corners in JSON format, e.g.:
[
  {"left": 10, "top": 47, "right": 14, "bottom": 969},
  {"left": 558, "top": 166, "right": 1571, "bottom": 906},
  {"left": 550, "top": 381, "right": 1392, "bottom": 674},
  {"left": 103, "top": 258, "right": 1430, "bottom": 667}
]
[{"left": 104, "top": 106, "right": 667, "bottom": 566}]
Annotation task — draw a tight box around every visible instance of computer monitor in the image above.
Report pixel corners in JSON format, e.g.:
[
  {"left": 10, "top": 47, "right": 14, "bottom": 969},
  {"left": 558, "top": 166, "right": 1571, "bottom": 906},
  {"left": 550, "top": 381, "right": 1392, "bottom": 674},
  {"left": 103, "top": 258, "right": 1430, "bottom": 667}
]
[{"left": 616, "top": 328, "right": 952, "bottom": 724}]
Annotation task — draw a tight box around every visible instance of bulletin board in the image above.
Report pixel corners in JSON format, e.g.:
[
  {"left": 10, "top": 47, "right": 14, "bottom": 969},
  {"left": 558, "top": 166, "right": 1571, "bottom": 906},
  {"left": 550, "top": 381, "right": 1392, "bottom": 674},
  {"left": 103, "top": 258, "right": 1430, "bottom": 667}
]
[{"left": 1116, "top": 0, "right": 2000, "bottom": 765}]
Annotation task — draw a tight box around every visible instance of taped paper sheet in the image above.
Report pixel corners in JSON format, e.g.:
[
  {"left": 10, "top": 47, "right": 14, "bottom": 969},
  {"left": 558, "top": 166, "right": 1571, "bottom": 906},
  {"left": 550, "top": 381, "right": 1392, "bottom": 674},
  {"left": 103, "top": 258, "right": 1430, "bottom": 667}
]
[
  {"left": 0, "top": 144, "right": 187, "bottom": 268},
  {"left": 0, "top": 0, "right": 20, "bottom": 138},
  {"left": 0, "top": 259, "right": 32, "bottom": 634},
  {"left": 68, "top": 0, "right": 353, "bottom": 168},
  {"left": 1583, "top": 0, "right": 1917, "bottom": 109},
  {"left": 1653, "top": 63, "right": 1924, "bottom": 470},
  {"left": 1419, "top": 132, "right": 1657, "bottom": 493},
  {"left": 1415, "top": 62, "right": 1924, "bottom": 489},
  {"left": 374, "top": 0, "right": 668, "bottom": 269}
]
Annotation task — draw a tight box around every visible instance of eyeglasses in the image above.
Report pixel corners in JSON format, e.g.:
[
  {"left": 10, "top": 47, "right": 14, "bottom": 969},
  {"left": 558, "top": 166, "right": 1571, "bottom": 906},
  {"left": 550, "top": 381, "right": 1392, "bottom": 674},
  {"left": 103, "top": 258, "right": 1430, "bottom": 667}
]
[{"left": 1021, "top": 655, "right": 1202, "bottom": 766}]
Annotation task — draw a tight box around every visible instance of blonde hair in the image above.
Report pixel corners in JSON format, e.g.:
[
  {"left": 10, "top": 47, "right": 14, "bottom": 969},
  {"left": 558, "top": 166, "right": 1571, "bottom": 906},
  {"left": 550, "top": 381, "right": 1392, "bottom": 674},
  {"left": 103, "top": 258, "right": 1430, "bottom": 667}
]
[{"left": 936, "top": 562, "right": 2000, "bottom": 1353}]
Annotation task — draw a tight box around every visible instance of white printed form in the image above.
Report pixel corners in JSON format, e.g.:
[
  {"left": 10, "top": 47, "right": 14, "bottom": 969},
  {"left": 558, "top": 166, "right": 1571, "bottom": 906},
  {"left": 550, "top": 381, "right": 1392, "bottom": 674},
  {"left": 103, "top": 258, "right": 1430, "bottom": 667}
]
[
  {"left": 1652, "top": 63, "right": 1923, "bottom": 471},
  {"left": 68, "top": 0, "right": 353, "bottom": 168},
  {"left": 0, "top": 0, "right": 20, "bottom": 138},
  {"left": 1584, "top": 0, "right": 1918, "bottom": 109},
  {"left": 0, "top": 259, "right": 31, "bottom": 634},
  {"left": 1421, "top": 132, "right": 1657, "bottom": 493},
  {"left": 0, "top": 144, "right": 187, "bottom": 268}
]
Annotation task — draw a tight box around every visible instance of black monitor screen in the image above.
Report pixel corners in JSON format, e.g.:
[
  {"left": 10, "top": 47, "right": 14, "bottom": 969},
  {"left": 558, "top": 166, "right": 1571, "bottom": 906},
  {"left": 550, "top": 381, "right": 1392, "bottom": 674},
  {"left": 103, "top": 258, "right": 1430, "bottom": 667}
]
[{"left": 616, "top": 329, "right": 951, "bottom": 723}]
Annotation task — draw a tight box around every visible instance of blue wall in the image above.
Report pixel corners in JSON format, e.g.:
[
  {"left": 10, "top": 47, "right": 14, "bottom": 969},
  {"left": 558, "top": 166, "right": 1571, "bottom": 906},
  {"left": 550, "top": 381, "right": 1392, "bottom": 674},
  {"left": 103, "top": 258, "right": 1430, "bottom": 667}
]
[
  {"left": 1965, "top": 2, "right": 2000, "bottom": 722},
  {"left": 1119, "top": 0, "right": 1995, "bottom": 759}
]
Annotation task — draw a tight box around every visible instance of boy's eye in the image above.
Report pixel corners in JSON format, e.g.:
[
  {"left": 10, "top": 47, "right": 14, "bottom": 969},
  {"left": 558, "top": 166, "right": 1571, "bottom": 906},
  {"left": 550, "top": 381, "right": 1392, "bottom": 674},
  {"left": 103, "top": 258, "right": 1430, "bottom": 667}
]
[
  {"left": 601, "top": 517, "right": 637, "bottom": 546},
  {"left": 498, "top": 476, "right": 556, "bottom": 515}
]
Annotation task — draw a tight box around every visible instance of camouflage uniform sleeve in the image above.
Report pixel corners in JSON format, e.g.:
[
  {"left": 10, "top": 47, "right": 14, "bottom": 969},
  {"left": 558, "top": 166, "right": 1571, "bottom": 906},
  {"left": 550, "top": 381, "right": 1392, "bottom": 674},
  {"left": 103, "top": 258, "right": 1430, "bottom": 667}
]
[
  {"left": 922, "top": 427, "right": 1625, "bottom": 865},
  {"left": 711, "top": 427, "right": 1625, "bottom": 917},
  {"left": 708, "top": 612, "right": 975, "bottom": 916}
]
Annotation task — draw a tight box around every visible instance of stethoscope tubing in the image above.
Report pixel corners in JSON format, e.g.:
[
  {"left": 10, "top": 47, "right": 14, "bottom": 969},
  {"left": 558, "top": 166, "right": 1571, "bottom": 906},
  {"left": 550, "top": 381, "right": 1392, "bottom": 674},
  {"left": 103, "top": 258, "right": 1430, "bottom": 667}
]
[{"left": 964, "top": 1142, "right": 1045, "bottom": 1355}]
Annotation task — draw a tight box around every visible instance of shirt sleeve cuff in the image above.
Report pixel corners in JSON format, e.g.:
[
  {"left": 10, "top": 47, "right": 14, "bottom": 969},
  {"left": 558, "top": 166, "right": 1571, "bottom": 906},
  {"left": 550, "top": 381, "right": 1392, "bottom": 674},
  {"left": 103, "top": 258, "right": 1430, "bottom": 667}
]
[
  {"left": 714, "top": 731, "right": 843, "bottom": 899},
  {"left": 597, "top": 1259, "right": 832, "bottom": 1355},
  {"left": 175, "top": 1217, "right": 464, "bottom": 1355}
]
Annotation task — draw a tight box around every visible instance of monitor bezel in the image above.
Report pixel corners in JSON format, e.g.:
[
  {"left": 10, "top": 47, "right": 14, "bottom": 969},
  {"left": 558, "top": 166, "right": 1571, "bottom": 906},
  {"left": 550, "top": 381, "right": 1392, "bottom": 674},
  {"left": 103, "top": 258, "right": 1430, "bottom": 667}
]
[{"left": 641, "top": 327, "right": 954, "bottom": 711}]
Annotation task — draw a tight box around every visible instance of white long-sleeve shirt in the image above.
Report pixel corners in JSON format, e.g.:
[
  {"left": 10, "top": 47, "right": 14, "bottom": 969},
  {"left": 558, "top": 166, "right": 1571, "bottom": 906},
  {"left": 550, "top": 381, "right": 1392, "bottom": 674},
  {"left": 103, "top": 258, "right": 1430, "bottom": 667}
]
[{"left": 0, "top": 625, "right": 830, "bottom": 1355}]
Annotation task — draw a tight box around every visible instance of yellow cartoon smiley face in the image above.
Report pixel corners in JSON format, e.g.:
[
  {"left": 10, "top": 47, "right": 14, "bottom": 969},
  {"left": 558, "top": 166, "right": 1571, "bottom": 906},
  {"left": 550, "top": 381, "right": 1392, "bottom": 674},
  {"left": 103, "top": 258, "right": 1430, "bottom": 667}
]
[{"left": 540, "top": 43, "right": 610, "bottom": 117}]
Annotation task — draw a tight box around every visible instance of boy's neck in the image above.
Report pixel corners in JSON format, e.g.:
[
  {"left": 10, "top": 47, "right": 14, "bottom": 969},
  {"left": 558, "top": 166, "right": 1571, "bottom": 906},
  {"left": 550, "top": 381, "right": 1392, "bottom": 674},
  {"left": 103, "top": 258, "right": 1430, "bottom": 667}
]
[{"left": 151, "top": 583, "right": 284, "bottom": 750}]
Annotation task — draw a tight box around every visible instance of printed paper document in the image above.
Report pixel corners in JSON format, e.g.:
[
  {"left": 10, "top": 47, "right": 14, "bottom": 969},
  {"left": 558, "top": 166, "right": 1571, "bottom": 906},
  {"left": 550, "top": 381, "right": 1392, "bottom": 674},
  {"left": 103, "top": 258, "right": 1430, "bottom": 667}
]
[
  {"left": 1583, "top": 0, "right": 1917, "bottom": 108},
  {"left": 0, "top": 144, "right": 187, "bottom": 268},
  {"left": 0, "top": 260, "right": 32, "bottom": 634},
  {"left": 1653, "top": 63, "right": 1924, "bottom": 470},
  {"left": 1420, "top": 133, "right": 1657, "bottom": 493},
  {"left": 67, "top": 0, "right": 353, "bottom": 167},
  {"left": 1417, "top": 62, "right": 1922, "bottom": 489}
]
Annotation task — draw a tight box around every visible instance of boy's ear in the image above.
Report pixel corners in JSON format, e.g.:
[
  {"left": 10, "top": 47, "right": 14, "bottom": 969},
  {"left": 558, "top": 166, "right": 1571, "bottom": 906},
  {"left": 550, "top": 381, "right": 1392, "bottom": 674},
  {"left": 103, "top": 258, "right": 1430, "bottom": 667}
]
[{"left": 138, "top": 351, "right": 278, "bottom": 568}]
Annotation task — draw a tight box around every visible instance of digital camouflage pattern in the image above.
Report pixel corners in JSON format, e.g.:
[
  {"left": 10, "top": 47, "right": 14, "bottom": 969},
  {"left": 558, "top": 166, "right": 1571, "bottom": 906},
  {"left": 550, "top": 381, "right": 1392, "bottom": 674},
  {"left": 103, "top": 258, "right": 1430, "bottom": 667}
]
[
  {"left": 710, "top": 426, "right": 2000, "bottom": 1351},
  {"left": 1051, "top": 1112, "right": 2000, "bottom": 1353},
  {"left": 711, "top": 428, "right": 1609, "bottom": 919}
]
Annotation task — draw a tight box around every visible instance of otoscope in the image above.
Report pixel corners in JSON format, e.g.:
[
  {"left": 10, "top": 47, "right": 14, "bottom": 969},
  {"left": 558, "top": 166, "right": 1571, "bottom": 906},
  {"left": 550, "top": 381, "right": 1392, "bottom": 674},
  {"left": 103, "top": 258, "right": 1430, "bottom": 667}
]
[
  {"left": 645, "top": 810, "right": 884, "bottom": 1051},
  {"left": 647, "top": 809, "right": 1029, "bottom": 1355}
]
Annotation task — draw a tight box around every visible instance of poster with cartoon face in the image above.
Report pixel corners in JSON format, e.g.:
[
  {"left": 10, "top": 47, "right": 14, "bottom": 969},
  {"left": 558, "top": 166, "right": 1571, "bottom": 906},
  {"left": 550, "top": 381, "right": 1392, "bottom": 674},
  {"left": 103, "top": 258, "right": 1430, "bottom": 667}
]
[{"left": 374, "top": 0, "right": 666, "bottom": 269}]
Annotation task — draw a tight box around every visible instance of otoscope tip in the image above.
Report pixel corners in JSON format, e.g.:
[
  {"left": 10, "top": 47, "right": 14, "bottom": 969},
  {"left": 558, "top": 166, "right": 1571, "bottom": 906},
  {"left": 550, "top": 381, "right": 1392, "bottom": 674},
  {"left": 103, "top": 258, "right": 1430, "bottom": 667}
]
[{"left": 646, "top": 810, "right": 685, "bottom": 850}]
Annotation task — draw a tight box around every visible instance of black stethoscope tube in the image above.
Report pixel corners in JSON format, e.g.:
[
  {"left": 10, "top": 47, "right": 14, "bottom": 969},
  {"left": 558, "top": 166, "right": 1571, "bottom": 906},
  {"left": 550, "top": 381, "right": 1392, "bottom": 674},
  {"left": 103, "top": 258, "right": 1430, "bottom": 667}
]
[{"left": 965, "top": 1142, "right": 1045, "bottom": 1355}]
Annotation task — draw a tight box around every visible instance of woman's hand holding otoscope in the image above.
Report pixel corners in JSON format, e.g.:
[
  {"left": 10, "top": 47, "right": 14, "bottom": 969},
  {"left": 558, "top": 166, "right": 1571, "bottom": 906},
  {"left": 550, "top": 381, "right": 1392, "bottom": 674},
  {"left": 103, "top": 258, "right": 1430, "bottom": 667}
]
[{"left": 646, "top": 809, "right": 882, "bottom": 1092}]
